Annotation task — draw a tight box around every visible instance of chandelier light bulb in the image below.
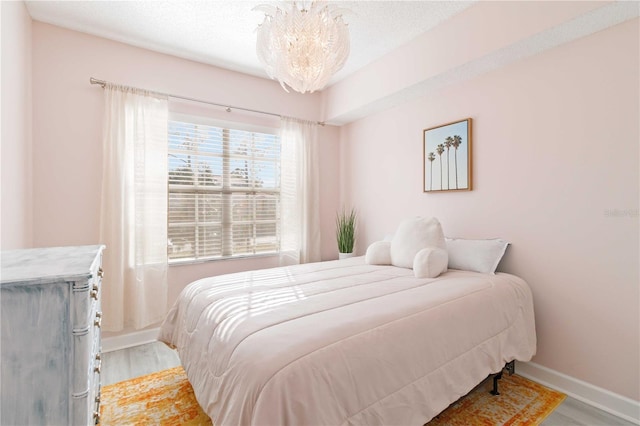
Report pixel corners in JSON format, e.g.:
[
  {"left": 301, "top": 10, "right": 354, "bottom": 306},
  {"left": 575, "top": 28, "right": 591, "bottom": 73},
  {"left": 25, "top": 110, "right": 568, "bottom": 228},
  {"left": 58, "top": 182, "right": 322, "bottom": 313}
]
[{"left": 254, "top": 1, "right": 350, "bottom": 94}]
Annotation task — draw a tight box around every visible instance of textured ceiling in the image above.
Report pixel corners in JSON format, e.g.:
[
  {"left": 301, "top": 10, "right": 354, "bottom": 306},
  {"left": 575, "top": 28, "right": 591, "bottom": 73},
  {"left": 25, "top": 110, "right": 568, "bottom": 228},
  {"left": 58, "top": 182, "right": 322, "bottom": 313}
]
[{"left": 25, "top": 1, "right": 474, "bottom": 86}]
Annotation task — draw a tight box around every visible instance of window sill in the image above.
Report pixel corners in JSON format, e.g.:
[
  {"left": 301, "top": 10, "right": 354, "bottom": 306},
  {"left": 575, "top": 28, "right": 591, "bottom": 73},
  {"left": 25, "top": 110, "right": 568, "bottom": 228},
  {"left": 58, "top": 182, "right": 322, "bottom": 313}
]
[{"left": 168, "top": 252, "right": 280, "bottom": 267}]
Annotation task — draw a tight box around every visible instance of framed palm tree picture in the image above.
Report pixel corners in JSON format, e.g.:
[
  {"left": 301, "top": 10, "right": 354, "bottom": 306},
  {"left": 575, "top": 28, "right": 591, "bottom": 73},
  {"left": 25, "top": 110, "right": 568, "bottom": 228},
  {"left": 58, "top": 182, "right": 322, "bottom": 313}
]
[{"left": 423, "top": 118, "right": 472, "bottom": 192}]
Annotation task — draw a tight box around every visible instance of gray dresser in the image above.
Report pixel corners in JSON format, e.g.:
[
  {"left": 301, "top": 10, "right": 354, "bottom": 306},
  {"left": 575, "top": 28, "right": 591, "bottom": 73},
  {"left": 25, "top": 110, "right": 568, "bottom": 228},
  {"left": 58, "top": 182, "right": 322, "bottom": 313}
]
[{"left": 1, "top": 245, "right": 105, "bottom": 425}]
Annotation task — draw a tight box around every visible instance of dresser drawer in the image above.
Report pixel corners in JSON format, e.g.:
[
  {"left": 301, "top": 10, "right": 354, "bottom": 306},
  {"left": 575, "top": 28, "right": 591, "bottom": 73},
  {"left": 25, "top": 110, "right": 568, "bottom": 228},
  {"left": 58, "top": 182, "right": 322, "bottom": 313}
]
[{"left": 90, "top": 367, "right": 102, "bottom": 425}]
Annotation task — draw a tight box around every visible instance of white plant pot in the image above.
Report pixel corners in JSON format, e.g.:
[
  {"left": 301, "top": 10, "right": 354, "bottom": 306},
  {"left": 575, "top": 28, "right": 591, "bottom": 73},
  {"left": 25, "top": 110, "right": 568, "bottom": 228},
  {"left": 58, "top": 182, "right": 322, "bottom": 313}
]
[{"left": 338, "top": 252, "right": 355, "bottom": 260}]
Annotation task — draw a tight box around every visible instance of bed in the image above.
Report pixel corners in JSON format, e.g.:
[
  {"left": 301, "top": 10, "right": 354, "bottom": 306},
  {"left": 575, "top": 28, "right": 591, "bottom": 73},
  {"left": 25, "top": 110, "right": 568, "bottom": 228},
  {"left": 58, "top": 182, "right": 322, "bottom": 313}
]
[{"left": 159, "top": 255, "right": 536, "bottom": 425}]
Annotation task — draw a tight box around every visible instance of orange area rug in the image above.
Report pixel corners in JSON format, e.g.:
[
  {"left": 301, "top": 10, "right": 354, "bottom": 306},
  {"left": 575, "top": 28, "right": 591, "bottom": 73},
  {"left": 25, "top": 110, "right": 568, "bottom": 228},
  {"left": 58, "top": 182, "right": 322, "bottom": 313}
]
[
  {"left": 429, "top": 374, "right": 565, "bottom": 426},
  {"left": 100, "top": 366, "right": 565, "bottom": 425},
  {"left": 100, "top": 366, "right": 211, "bottom": 425}
]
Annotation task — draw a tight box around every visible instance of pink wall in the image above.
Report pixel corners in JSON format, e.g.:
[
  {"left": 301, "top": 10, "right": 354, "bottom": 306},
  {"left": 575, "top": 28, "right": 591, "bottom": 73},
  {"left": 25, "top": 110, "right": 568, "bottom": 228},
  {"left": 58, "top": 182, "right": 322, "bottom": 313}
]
[
  {"left": 1, "top": 1, "right": 33, "bottom": 249},
  {"left": 30, "top": 22, "right": 340, "bottom": 335},
  {"left": 340, "top": 19, "right": 639, "bottom": 401}
]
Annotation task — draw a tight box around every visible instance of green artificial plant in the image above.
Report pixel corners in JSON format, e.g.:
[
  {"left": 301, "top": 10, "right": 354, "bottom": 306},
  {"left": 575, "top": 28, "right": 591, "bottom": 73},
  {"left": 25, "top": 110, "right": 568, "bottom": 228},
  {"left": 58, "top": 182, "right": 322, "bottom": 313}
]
[{"left": 336, "top": 208, "right": 357, "bottom": 254}]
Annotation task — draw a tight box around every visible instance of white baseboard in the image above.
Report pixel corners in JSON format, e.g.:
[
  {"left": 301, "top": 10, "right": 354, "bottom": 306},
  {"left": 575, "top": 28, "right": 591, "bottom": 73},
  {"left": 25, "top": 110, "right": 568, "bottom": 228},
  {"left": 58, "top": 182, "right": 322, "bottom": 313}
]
[
  {"left": 102, "top": 327, "right": 160, "bottom": 353},
  {"left": 516, "top": 361, "right": 640, "bottom": 425}
]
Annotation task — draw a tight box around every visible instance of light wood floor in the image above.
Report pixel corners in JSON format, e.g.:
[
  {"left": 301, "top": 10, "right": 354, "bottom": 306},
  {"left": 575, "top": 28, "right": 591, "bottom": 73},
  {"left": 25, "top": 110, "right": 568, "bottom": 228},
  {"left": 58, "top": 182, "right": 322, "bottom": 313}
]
[{"left": 103, "top": 342, "right": 636, "bottom": 426}]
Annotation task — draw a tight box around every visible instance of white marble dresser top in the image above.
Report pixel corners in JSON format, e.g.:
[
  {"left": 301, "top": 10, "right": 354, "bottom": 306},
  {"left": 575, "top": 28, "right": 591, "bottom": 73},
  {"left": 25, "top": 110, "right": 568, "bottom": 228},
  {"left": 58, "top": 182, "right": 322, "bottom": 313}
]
[{"left": 0, "top": 245, "right": 105, "bottom": 286}]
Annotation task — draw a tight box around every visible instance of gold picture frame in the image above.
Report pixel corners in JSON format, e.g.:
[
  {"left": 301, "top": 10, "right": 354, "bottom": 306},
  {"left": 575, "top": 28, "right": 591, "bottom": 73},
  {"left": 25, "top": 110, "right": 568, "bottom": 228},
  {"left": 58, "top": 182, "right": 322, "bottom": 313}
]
[{"left": 423, "top": 118, "right": 472, "bottom": 192}]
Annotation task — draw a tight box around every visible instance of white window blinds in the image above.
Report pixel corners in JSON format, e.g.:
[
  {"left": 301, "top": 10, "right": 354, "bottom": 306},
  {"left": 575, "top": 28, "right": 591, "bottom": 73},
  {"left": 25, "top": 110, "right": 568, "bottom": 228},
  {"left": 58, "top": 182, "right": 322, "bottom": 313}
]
[{"left": 168, "top": 118, "right": 280, "bottom": 261}]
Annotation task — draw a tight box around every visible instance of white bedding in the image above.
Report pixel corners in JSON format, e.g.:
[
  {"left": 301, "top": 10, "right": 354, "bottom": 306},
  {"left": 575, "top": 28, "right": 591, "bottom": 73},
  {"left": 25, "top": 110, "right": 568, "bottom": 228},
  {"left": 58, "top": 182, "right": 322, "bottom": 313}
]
[{"left": 159, "top": 257, "right": 536, "bottom": 425}]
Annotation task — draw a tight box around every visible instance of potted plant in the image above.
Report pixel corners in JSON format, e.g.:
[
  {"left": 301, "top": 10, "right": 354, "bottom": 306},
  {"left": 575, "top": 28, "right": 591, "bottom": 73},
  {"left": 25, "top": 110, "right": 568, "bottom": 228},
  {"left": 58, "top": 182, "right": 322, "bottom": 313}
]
[{"left": 336, "top": 208, "right": 357, "bottom": 259}]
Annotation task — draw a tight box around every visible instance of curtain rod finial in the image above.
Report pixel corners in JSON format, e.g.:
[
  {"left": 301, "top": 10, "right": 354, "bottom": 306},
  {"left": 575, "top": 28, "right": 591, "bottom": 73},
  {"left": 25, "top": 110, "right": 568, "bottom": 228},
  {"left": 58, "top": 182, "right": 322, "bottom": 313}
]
[{"left": 90, "top": 77, "right": 106, "bottom": 88}]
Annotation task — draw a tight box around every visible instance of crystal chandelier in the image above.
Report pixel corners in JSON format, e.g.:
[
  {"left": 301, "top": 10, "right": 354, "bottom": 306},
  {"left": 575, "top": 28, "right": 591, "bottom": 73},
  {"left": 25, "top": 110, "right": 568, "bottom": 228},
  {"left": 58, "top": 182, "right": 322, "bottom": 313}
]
[{"left": 254, "top": 1, "right": 350, "bottom": 94}]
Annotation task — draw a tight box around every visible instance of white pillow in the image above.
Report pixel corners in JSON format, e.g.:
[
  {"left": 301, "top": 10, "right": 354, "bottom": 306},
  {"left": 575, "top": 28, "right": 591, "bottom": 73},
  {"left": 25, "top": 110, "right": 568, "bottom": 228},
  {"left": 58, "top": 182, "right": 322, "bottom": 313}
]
[
  {"left": 445, "top": 237, "right": 510, "bottom": 274},
  {"left": 365, "top": 241, "right": 391, "bottom": 265},
  {"left": 413, "top": 247, "right": 448, "bottom": 278},
  {"left": 390, "top": 217, "right": 446, "bottom": 269}
]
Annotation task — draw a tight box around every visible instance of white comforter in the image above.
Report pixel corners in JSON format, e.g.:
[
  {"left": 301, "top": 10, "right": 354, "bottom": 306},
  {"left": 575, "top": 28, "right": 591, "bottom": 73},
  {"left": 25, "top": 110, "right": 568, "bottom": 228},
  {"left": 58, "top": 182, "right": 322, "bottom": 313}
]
[{"left": 159, "top": 257, "right": 536, "bottom": 425}]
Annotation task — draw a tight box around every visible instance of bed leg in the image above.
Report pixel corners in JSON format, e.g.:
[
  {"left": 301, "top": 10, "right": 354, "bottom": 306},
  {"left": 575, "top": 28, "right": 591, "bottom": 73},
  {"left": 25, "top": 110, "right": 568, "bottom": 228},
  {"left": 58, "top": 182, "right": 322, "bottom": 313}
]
[
  {"left": 490, "top": 361, "right": 516, "bottom": 396},
  {"left": 490, "top": 370, "right": 503, "bottom": 395}
]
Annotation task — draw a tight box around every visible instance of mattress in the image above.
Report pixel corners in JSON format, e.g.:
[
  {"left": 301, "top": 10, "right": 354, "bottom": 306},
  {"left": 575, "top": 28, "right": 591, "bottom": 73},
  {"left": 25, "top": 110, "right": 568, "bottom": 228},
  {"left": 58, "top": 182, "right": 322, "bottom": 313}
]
[{"left": 159, "top": 256, "right": 536, "bottom": 425}]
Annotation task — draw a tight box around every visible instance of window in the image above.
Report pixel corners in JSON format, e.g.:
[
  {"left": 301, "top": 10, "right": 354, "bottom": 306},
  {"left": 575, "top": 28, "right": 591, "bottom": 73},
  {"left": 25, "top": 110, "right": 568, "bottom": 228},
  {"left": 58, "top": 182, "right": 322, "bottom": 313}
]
[{"left": 167, "top": 116, "right": 280, "bottom": 262}]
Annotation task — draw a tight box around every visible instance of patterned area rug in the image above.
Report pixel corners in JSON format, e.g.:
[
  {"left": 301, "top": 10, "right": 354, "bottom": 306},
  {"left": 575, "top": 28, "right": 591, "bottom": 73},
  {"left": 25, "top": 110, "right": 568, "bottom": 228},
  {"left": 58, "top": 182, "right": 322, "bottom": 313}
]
[
  {"left": 429, "top": 374, "right": 565, "bottom": 426},
  {"left": 100, "top": 366, "right": 565, "bottom": 425},
  {"left": 100, "top": 367, "right": 211, "bottom": 425}
]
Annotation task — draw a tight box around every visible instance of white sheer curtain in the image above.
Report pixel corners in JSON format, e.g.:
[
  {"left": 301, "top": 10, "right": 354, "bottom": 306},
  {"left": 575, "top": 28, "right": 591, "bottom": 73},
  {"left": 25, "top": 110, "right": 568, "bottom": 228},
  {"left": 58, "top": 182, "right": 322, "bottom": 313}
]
[
  {"left": 99, "top": 84, "right": 169, "bottom": 332},
  {"left": 279, "top": 117, "right": 322, "bottom": 265}
]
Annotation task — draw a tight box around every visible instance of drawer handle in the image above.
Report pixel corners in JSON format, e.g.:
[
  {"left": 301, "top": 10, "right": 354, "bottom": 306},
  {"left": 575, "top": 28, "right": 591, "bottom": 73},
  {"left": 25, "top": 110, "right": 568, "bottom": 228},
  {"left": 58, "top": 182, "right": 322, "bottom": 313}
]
[
  {"left": 94, "top": 360, "right": 101, "bottom": 374},
  {"left": 94, "top": 316, "right": 102, "bottom": 328},
  {"left": 90, "top": 290, "right": 98, "bottom": 300},
  {"left": 98, "top": 267, "right": 104, "bottom": 278},
  {"left": 95, "top": 395, "right": 101, "bottom": 403},
  {"left": 96, "top": 311, "right": 102, "bottom": 318},
  {"left": 93, "top": 411, "right": 100, "bottom": 424}
]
